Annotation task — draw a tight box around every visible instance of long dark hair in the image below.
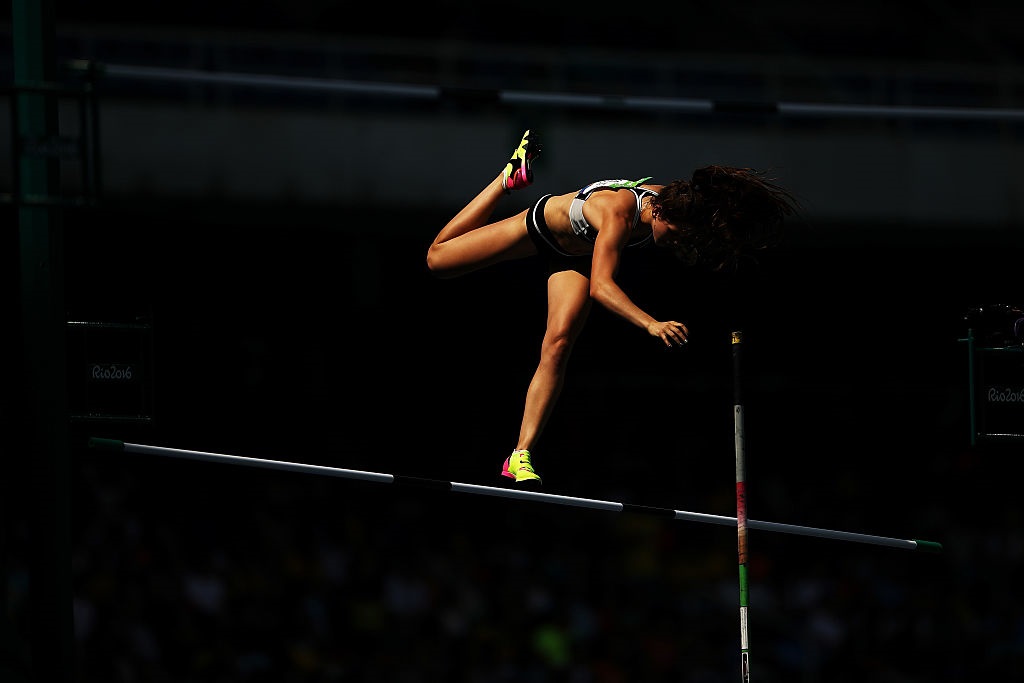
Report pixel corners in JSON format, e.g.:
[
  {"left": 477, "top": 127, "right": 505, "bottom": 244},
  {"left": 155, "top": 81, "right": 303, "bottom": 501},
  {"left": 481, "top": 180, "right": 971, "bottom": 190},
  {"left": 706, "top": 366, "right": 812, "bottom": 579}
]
[{"left": 651, "top": 165, "right": 798, "bottom": 271}]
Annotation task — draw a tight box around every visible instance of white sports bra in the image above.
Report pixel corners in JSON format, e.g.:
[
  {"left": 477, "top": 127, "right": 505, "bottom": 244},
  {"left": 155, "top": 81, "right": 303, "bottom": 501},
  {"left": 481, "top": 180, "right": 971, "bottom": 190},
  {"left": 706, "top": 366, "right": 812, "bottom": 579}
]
[{"left": 567, "top": 177, "right": 657, "bottom": 248}]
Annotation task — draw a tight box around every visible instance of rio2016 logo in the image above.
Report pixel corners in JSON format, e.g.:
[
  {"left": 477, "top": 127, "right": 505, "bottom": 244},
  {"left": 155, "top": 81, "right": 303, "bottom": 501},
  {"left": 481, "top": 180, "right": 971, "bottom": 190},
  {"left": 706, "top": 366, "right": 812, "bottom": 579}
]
[
  {"left": 90, "top": 364, "right": 134, "bottom": 381},
  {"left": 987, "top": 386, "right": 1024, "bottom": 403}
]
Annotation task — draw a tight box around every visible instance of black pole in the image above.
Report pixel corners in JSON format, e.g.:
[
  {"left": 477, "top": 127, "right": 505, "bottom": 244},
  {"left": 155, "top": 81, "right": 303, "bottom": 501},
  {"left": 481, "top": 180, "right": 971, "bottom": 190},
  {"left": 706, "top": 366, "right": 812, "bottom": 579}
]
[{"left": 11, "top": 1, "right": 74, "bottom": 681}]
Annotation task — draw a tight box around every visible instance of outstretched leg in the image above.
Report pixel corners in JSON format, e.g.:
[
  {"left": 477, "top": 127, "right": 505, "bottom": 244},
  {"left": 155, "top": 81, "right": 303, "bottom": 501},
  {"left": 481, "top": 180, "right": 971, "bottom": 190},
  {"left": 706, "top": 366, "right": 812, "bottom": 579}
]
[
  {"left": 502, "top": 267, "right": 592, "bottom": 484},
  {"left": 426, "top": 130, "right": 542, "bottom": 278}
]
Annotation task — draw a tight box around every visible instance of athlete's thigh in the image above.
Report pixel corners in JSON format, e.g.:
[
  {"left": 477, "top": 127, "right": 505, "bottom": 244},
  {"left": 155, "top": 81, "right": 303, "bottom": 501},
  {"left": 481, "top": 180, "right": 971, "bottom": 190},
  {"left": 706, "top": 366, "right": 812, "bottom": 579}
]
[
  {"left": 440, "top": 210, "right": 536, "bottom": 273},
  {"left": 545, "top": 267, "right": 592, "bottom": 340}
]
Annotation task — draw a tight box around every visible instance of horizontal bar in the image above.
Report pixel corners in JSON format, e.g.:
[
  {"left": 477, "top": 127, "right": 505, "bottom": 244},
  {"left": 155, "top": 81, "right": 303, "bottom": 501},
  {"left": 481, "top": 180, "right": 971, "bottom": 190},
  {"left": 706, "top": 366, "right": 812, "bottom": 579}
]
[
  {"left": 87, "top": 438, "right": 942, "bottom": 553},
  {"left": 99, "top": 439, "right": 395, "bottom": 484},
  {"left": 92, "top": 63, "right": 1024, "bottom": 124}
]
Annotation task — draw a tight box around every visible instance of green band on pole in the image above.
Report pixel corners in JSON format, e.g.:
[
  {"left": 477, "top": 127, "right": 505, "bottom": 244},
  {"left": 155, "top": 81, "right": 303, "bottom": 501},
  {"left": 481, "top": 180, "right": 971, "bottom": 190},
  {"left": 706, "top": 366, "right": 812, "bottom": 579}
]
[
  {"left": 913, "top": 540, "right": 944, "bottom": 553},
  {"left": 87, "top": 437, "right": 125, "bottom": 452},
  {"left": 738, "top": 563, "right": 749, "bottom": 607}
]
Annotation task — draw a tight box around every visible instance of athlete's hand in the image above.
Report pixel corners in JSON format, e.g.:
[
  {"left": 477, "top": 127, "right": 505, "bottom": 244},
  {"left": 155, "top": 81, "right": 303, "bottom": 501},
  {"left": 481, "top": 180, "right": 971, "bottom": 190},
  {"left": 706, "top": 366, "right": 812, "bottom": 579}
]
[{"left": 647, "top": 320, "right": 689, "bottom": 349}]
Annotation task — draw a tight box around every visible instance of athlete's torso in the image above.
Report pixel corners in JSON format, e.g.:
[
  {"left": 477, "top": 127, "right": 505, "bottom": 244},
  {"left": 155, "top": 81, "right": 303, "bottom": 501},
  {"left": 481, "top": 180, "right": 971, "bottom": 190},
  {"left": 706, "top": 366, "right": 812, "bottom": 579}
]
[{"left": 567, "top": 178, "right": 657, "bottom": 249}]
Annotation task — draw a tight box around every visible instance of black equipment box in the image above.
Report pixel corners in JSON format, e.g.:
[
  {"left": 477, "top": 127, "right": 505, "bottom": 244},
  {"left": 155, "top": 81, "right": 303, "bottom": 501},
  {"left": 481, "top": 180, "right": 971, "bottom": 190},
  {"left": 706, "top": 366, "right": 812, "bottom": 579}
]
[
  {"left": 963, "top": 305, "right": 1024, "bottom": 444},
  {"left": 66, "top": 320, "right": 154, "bottom": 423}
]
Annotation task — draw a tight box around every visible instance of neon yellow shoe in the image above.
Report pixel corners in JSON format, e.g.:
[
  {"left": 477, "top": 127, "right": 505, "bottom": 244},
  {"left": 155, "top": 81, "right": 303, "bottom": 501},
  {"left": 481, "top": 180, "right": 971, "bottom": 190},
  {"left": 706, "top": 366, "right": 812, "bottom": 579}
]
[
  {"left": 500, "top": 449, "right": 542, "bottom": 484},
  {"left": 501, "top": 129, "right": 541, "bottom": 193}
]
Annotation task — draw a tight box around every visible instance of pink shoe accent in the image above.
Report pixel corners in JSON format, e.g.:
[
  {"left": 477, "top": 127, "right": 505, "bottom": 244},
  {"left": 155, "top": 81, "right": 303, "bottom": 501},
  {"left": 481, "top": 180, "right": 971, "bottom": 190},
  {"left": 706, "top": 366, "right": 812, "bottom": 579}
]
[
  {"left": 511, "top": 165, "right": 532, "bottom": 189},
  {"left": 501, "top": 456, "right": 515, "bottom": 479}
]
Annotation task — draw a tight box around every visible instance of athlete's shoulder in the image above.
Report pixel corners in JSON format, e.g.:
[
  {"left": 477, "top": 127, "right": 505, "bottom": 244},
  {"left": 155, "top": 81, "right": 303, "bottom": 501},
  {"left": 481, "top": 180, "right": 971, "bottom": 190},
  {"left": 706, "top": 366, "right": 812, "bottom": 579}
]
[{"left": 579, "top": 177, "right": 651, "bottom": 192}]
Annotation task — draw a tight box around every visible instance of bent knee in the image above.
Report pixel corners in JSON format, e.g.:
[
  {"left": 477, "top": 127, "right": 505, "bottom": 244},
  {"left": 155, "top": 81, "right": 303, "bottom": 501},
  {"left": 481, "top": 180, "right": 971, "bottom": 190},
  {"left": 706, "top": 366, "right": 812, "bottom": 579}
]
[
  {"left": 539, "top": 331, "right": 575, "bottom": 365},
  {"left": 425, "top": 245, "right": 455, "bottom": 278}
]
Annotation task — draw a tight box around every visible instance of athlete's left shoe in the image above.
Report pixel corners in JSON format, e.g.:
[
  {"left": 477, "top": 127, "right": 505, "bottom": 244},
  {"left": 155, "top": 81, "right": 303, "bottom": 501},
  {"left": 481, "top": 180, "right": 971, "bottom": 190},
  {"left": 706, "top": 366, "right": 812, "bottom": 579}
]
[
  {"left": 500, "top": 449, "right": 542, "bottom": 484},
  {"left": 501, "top": 129, "right": 542, "bottom": 193}
]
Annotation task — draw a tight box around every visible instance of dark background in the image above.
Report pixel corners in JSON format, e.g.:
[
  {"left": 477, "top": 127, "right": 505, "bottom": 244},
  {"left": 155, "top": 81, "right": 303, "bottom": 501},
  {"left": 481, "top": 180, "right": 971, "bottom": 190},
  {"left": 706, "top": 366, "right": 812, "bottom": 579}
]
[{"left": 4, "top": 2, "right": 1024, "bottom": 681}]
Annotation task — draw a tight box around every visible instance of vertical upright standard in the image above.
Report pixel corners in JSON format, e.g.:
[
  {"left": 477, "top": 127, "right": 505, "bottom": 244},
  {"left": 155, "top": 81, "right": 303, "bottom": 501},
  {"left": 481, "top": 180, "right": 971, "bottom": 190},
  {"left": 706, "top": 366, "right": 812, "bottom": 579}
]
[
  {"left": 732, "top": 330, "right": 750, "bottom": 683},
  {"left": 13, "top": 1, "right": 75, "bottom": 681}
]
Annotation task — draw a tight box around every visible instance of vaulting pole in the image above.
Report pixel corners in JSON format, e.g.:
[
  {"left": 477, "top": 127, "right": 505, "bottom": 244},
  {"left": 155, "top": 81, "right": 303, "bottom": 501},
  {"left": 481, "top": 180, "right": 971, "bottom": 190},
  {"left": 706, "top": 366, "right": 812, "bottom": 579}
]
[{"left": 733, "top": 331, "right": 751, "bottom": 683}]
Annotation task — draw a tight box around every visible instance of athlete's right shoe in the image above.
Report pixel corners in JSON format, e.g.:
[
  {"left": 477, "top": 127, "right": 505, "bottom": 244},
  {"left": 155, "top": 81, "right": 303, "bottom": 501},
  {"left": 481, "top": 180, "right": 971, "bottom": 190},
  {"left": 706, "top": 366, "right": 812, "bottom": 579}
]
[
  {"left": 500, "top": 449, "right": 542, "bottom": 484},
  {"left": 501, "top": 129, "right": 541, "bottom": 193}
]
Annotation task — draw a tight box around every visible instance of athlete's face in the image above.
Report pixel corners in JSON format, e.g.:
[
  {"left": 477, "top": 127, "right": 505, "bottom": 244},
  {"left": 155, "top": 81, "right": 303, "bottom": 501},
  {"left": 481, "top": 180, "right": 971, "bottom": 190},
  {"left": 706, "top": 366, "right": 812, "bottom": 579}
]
[
  {"left": 652, "top": 215, "right": 684, "bottom": 248},
  {"left": 652, "top": 216, "right": 701, "bottom": 266}
]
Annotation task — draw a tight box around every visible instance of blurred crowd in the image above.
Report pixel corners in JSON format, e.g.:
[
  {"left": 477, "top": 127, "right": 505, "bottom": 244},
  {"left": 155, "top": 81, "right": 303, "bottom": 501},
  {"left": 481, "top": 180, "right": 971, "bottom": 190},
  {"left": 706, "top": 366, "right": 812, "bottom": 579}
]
[{"left": 3, "top": 439, "right": 1017, "bottom": 682}]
